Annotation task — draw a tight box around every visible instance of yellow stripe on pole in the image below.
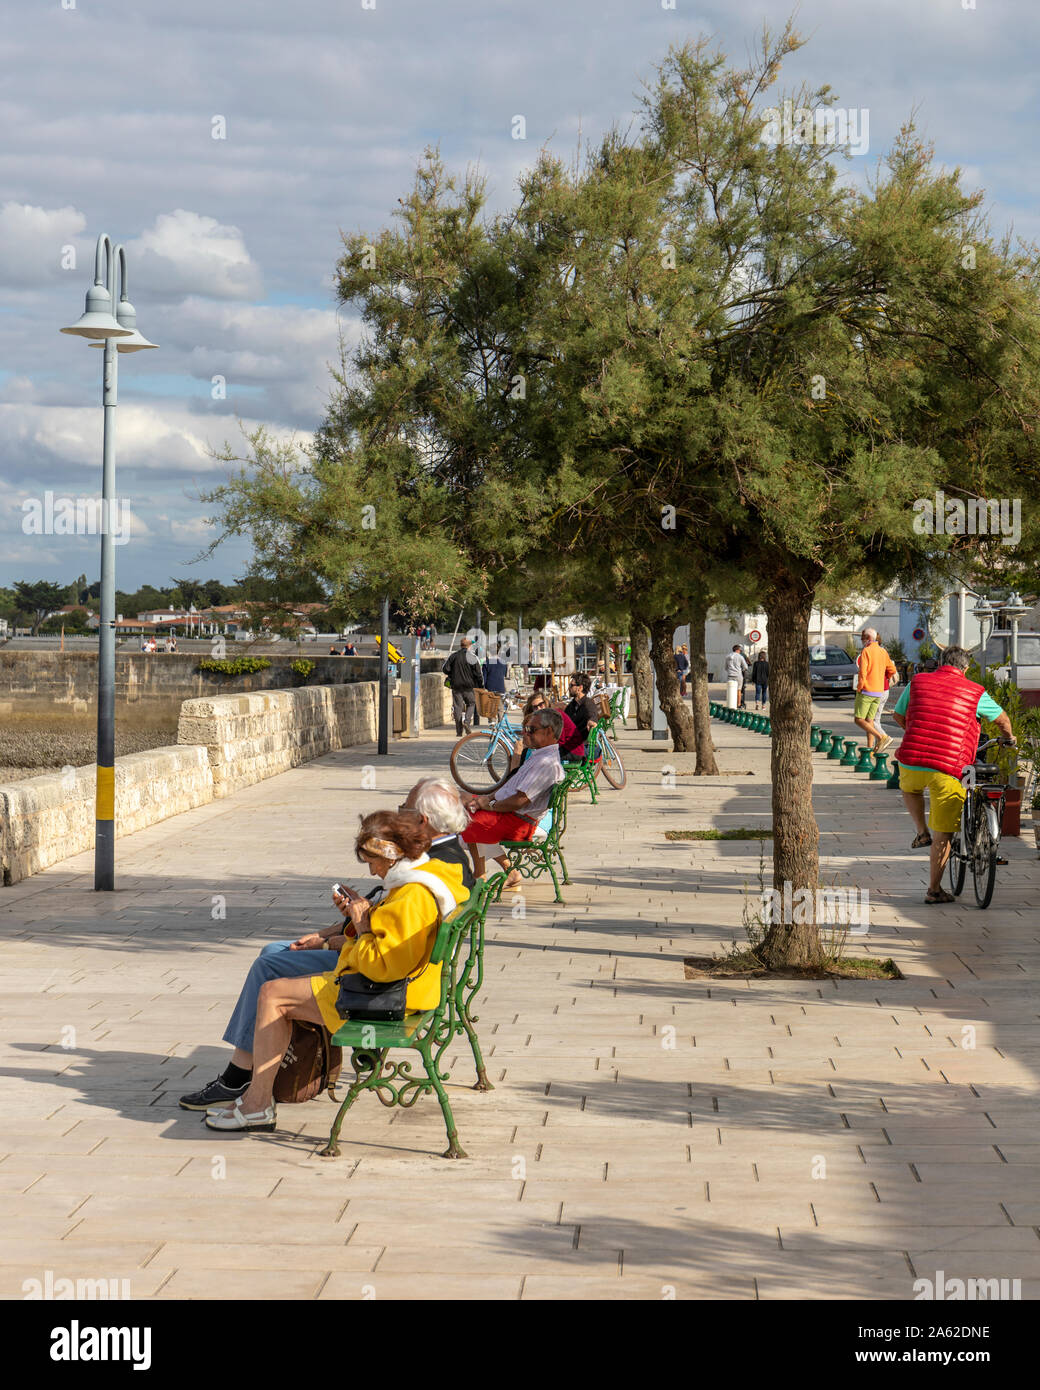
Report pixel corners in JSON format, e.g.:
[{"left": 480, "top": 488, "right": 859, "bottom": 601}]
[{"left": 96, "top": 765, "right": 115, "bottom": 821}]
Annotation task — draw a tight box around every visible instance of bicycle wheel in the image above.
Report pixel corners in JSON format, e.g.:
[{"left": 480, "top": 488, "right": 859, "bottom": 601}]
[
  {"left": 972, "top": 802, "right": 999, "bottom": 909},
  {"left": 449, "top": 731, "right": 512, "bottom": 794},
  {"left": 597, "top": 729, "right": 627, "bottom": 790},
  {"left": 948, "top": 833, "right": 966, "bottom": 897}
]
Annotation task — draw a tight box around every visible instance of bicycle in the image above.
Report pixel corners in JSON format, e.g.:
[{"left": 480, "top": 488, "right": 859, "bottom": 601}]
[
  {"left": 947, "top": 736, "right": 1014, "bottom": 909},
  {"left": 594, "top": 722, "right": 626, "bottom": 790},
  {"left": 449, "top": 700, "right": 523, "bottom": 793}
]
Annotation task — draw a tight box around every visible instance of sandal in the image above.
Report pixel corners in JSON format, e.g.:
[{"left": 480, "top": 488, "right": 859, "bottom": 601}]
[
  {"left": 911, "top": 832, "right": 932, "bottom": 849},
  {"left": 924, "top": 888, "right": 955, "bottom": 905},
  {"left": 204, "top": 1097, "right": 277, "bottom": 1132}
]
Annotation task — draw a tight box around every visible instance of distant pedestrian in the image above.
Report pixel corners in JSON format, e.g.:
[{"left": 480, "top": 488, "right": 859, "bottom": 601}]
[
  {"left": 854, "top": 628, "right": 897, "bottom": 755},
  {"left": 674, "top": 645, "right": 690, "bottom": 698},
  {"left": 750, "top": 651, "right": 769, "bottom": 709},
  {"left": 724, "top": 645, "right": 749, "bottom": 707},
  {"left": 442, "top": 637, "right": 485, "bottom": 736}
]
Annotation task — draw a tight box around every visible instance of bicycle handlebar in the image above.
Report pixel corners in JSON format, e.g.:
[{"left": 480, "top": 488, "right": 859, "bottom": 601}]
[{"left": 977, "top": 736, "right": 1016, "bottom": 753}]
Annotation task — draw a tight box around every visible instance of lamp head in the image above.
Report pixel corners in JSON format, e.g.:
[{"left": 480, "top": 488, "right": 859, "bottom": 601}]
[
  {"left": 60, "top": 281, "right": 132, "bottom": 339},
  {"left": 89, "top": 295, "right": 158, "bottom": 352}
]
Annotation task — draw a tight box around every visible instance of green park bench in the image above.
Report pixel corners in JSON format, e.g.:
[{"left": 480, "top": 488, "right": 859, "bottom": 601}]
[
  {"left": 562, "top": 717, "right": 607, "bottom": 803},
  {"left": 453, "top": 871, "right": 504, "bottom": 1092},
  {"left": 492, "top": 778, "right": 572, "bottom": 905},
  {"left": 320, "top": 878, "right": 497, "bottom": 1160}
]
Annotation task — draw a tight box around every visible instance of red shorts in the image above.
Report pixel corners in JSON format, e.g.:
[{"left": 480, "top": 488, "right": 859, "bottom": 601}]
[{"left": 461, "top": 811, "right": 536, "bottom": 845}]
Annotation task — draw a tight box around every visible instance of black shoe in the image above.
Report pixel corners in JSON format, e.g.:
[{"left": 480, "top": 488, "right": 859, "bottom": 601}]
[{"left": 178, "top": 1077, "right": 248, "bottom": 1111}]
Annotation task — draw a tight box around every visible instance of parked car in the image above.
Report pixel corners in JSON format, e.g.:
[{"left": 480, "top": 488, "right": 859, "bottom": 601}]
[{"left": 809, "top": 645, "right": 858, "bottom": 698}]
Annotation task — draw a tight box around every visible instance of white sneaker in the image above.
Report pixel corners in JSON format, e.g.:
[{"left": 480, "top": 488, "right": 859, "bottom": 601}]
[{"left": 876, "top": 733, "right": 893, "bottom": 754}]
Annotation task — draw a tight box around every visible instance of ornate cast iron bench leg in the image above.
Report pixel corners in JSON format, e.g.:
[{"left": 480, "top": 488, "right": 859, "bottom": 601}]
[
  {"left": 321, "top": 1048, "right": 387, "bottom": 1158},
  {"left": 415, "top": 1033, "right": 467, "bottom": 1159}
]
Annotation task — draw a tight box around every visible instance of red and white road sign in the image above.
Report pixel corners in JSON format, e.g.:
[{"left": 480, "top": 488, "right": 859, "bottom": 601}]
[{"left": 748, "top": 629, "right": 762, "bottom": 643}]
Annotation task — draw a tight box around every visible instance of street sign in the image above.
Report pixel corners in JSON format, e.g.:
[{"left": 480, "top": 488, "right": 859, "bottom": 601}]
[
  {"left": 912, "top": 627, "right": 925, "bottom": 641},
  {"left": 748, "top": 629, "right": 762, "bottom": 643}
]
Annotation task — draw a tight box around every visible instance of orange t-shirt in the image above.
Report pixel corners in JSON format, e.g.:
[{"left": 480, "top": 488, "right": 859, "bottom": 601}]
[{"left": 857, "top": 643, "right": 897, "bottom": 694}]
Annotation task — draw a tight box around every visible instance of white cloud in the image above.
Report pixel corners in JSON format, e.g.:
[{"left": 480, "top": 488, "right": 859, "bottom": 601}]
[
  {"left": 0, "top": 201, "right": 85, "bottom": 287},
  {"left": 126, "top": 210, "right": 263, "bottom": 300}
]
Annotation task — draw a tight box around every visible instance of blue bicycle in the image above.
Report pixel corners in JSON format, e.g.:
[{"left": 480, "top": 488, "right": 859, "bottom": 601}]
[{"left": 449, "top": 700, "right": 523, "bottom": 793}]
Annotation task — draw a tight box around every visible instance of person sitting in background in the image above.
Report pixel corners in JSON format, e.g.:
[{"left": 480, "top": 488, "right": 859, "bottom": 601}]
[
  {"left": 178, "top": 779, "right": 474, "bottom": 1113},
  {"left": 204, "top": 810, "right": 469, "bottom": 1133},
  {"left": 507, "top": 692, "right": 577, "bottom": 771},
  {"left": 560, "top": 672, "right": 600, "bottom": 760},
  {"left": 461, "top": 707, "right": 565, "bottom": 884}
]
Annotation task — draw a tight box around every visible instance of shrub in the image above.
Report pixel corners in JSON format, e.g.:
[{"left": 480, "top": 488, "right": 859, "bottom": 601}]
[
  {"left": 197, "top": 657, "right": 271, "bottom": 676},
  {"left": 290, "top": 658, "right": 315, "bottom": 680}
]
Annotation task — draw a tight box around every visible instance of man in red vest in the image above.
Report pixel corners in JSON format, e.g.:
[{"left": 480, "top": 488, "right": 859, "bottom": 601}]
[{"left": 891, "top": 646, "right": 1014, "bottom": 903}]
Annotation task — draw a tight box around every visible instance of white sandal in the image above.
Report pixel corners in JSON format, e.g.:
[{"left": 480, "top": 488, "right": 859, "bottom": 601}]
[{"left": 204, "top": 1097, "right": 277, "bottom": 1132}]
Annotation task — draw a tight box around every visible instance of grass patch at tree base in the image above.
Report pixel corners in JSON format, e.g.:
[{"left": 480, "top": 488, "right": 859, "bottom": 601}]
[
  {"left": 666, "top": 828, "right": 773, "bottom": 840},
  {"left": 684, "top": 953, "right": 903, "bottom": 981}
]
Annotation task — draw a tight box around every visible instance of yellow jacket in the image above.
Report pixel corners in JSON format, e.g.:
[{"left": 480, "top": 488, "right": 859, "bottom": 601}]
[{"left": 313, "top": 858, "right": 467, "bottom": 1025}]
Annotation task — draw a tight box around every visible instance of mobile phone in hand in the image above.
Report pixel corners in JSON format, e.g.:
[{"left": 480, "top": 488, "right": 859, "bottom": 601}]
[{"left": 332, "top": 883, "right": 357, "bottom": 899}]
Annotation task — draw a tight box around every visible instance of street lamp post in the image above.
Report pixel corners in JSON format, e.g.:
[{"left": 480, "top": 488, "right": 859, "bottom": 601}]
[
  {"left": 972, "top": 597, "right": 998, "bottom": 680},
  {"left": 1002, "top": 591, "right": 1029, "bottom": 686},
  {"left": 61, "top": 234, "right": 157, "bottom": 890}
]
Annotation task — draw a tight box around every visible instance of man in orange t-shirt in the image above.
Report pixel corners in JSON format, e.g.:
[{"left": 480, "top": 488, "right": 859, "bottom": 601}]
[{"left": 854, "top": 628, "right": 898, "bottom": 754}]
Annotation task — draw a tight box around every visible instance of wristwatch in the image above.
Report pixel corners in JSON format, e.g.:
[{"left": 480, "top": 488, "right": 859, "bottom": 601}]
[{"left": 488, "top": 797, "right": 497, "bottom": 810}]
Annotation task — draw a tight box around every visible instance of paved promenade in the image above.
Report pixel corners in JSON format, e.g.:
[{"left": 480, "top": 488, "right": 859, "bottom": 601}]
[{"left": 2, "top": 696, "right": 1038, "bottom": 1300}]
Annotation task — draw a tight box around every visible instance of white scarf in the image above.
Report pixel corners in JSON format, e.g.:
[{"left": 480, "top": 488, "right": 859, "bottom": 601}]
[{"left": 381, "top": 853, "right": 458, "bottom": 920}]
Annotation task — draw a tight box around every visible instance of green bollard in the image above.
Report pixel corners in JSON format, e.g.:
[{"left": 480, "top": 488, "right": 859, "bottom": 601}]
[
  {"left": 809, "top": 726, "right": 820, "bottom": 749},
  {"left": 854, "top": 746, "right": 874, "bottom": 773},
  {"left": 870, "top": 751, "right": 891, "bottom": 781},
  {"left": 887, "top": 757, "right": 901, "bottom": 789},
  {"left": 840, "top": 738, "right": 859, "bottom": 767},
  {"left": 826, "top": 732, "right": 844, "bottom": 759},
  {"left": 764, "top": 718, "right": 772, "bottom": 736},
  {"left": 814, "top": 727, "right": 830, "bottom": 752}
]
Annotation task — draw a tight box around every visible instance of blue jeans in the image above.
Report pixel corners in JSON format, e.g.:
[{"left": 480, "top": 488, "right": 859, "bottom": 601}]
[
  {"left": 756, "top": 682, "right": 768, "bottom": 703},
  {"left": 222, "top": 941, "right": 339, "bottom": 1052}
]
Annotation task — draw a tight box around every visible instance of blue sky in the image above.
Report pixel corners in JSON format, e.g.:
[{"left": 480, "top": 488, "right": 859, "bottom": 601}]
[{"left": 2, "top": 0, "right": 1038, "bottom": 591}]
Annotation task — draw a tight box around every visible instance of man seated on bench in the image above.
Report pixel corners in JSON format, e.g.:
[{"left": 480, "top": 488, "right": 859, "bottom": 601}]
[
  {"left": 178, "top": 778, "right": 473, "bottom": 1112},
  {"left": 460, "top": 707, "right": 565, "bottom": 887}
]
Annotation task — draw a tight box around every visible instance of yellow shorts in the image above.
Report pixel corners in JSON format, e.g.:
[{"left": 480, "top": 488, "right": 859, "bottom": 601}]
[{"left": 898, "top": 766, "right": 966, "bottom": 834}]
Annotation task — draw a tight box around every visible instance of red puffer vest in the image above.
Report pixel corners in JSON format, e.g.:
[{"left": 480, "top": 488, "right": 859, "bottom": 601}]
[{"left": 897, "top": 667, "right": 984, "bottom": 777}]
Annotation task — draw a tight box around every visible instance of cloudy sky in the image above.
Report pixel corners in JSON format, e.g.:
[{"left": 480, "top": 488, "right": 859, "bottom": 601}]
[{"left": 2, "top": 0, "right": 1037, "bottom": 591}]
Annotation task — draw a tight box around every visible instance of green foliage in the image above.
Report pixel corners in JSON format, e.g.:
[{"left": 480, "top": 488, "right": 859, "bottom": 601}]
[
  {"left": 40, "top": 607, "right": 91, "bottom": 634},
  {"left": 290, "top": 658, "right": 315, "bottom": 680},
  {"left": 13, "top": 581, "right": 67, "bottom": 634},
  {"left": 886, "top": 636, "right": 908, "bottom": 667},
  {"left": 197, "top": 657, "right": 271, "bottom": 676}
]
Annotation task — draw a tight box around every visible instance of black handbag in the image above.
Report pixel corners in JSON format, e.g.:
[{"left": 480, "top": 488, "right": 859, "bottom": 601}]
[{"left": 335, "top": 971, "right": 409, "bottom": 1022}]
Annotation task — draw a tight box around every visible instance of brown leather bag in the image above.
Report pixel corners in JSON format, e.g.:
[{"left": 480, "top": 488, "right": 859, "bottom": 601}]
[{"left": 273, "top": 1020, "right": 343, "bottom": 1104}]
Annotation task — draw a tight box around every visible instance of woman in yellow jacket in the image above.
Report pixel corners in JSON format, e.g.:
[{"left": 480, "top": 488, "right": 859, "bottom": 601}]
[{"left": 206, "top": 810, "right": 468, "bottom": 1132}]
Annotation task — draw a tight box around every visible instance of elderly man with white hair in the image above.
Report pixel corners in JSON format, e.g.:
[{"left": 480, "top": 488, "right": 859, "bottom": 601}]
[{"left": 178, "top": 777, "right": 475, "bottom": 1112}]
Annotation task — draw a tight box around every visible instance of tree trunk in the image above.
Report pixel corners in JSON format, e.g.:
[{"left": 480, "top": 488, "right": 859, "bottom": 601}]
[
  {"left": 759, "top": 576, "right": 822, "bottom": 969},
  {"left": 648, "top": 615, "right": 697, "bottom": 751},
  {"left": 630, "top": 620, "right": 653, "bottom": 730},
  {"left": 688, "top": 591, "right": 719, "bottom": 775}
]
